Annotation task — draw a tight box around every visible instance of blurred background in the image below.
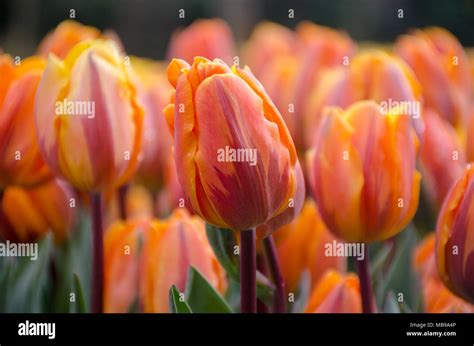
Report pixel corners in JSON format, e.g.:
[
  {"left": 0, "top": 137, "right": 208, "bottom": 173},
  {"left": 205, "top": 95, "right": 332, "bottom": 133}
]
[{"left": 1, "top": 0, "right": 474, "bottom": 59}]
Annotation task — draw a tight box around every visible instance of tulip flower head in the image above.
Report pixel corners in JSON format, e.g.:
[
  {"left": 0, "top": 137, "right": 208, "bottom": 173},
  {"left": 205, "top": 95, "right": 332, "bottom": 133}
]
[
  {"left": 436, "top": 164, "right": 474, "bottom": 303},
  {"left": 307, "top": 101, "right": 420, "bottom": 243},
  {"left": 0, "top": 55, "right": 53, "bottom": 188},
  {"left": 163, "top": 57, "right": 301, "bottom": 232},
  {"left": 35, "top": 40, "right": 144, "bottom": 192}
]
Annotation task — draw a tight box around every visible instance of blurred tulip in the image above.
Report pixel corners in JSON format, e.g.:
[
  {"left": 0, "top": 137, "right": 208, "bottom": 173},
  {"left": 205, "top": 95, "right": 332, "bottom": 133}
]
[
  {"left": 104, "top": 219, "right": 144, "bottom": 313},
  {"left": 304, "top": 270, "right": 361, "bottom": 313},
  {"left": 0, "top": 55, "right": 53, "bottom": 188},
  {"left": 414, "top": 233, "right": 474, "bottom": 312},
  {"left": 163, "top": 57, "right": 300, "bottom": 232},
  {"left": 35, "top": 40, "right": 144, "bottom": 192},
  {"left": 167, "top": 19, "right": 235, "bottom": 65},
  {"left": 130, "top": 57, "right": 174, "bottom": 192},
  {"left": 243, "top": 22, "right": 297, "bottom": 79},
  {"left": 467, "top": 107, "right": 474, "bottom": 163},
  {"left": 275, "top": 199, "right": 346, "bottom": 293},
  {"left": 140, "top": 210, "right": 227, "bottom": 312},
  {"left": 307, "top": 101, "right": 420, "bottom": 243},
  {"left": 436, "top": 164, "right": 474, "bottom": 303},
  {"left": 37, "top": 20, "right": 100, "bottom": 59},
  {"left": 396, "top": 27, "right": 472, "bottom": 128},
  {"left": 0, "top": 179, "right": 75, "bottom": 243},
  {"left": 419, "top": 109, "right": 466, "bottom": 210},
  {"left": 304, "top": 51, "right": 422, "bottom": 148},
  {"left": 292, "top": 22, "right": 355, "bottom": 149}
]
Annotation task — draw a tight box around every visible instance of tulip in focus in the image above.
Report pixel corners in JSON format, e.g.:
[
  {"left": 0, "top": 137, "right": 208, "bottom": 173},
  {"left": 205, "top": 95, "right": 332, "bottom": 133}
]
[
  {"left": 275, "top": 199, "right": 346, "bottom": 293},
  {"left": 35, "top": 40, "right": 144, "bottom": 192},
  {"left": 0, "top": 55, "right": 53, "bottom": 188},
  {"left": 163, "top": 57, "right": 300, "bottom": 232},
  {"left": 304, "top": 270, "right": 361, "bottom": 313},
  {"left": 167, "top": 19, "right": 236, "bottom": 65},
  {"left": 396, "top": 27, "right": 473, "bottom": 128},
  {"left": 37, "top": 20, "right": 100, "bottom": 59},
  {"left": 436, "top": 164, "right": 474, "bottom": 303},
  {"left": 307, "top": 101, "right": 421, "bottom": 243},
  {"left": 414, "top": 233, "right": 474, "bottom": 312},
  {"left": 0, "top": 179, "right": 75, "bottom": 243},
  {"left": 140, "top": 210, "right": 227, "bottom": 312}
]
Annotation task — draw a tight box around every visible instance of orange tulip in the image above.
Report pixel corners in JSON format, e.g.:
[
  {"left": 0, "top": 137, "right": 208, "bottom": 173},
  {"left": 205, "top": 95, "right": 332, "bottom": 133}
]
[
  {"left": 35, "top": 40, "right": 144, "bottom": 192},
  {"left": 436, "top": 164, "right": 474, "bottom": 303},
  {"left": 419, "top": 109, "right": 466, "bottom": 210},
  {"left": 163, "top": 57, "right": 301, "bottom": 232},
  {"left": 0, "top": 55, "right": 53, "bottom": 188},
  {"left": 0, "top": 179, "right": 75, "bottom": 243},
  {"left": 104, "top": 219, "right": 145, "bottom": 313},
  {"left": 243, "top": 22, "right": 297, "bottom": 79},
  {"left": 414, "top": 233, "right": 474, "bottom": 312},
  {"left": 396, "top": 27, "right": 472, "bottom": 127},
  {"left": 140, "top": 210, "right": 227, "bottom": 312},
  {"left": 307, "top": 101, "right": 420, "bottom": 243},
  {"left": 304, "top": 51, "right": 422, "bottom": 148},
  {"left": 37, "top": 20, "right": 100, "bottom": 59},
  {"left": 275, "top": 199, "right": 346, "bottom": 293},
  {"left": 467, "top": 107, "right": 474, "bottom": 163},
  {"left": 130, "top": 57, "right": 174, "bottom": 192},
  {"left": 304, "top": 270, "right": 361, "bottom": 313},
  {"left": 167, "top": 19, "right": 236, "bottom": 65}
]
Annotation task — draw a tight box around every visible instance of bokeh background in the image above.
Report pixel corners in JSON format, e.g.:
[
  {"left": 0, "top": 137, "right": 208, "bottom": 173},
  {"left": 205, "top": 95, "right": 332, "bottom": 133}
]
[{"left": 1, "top": 0, "right": 474, "bottom": 59}]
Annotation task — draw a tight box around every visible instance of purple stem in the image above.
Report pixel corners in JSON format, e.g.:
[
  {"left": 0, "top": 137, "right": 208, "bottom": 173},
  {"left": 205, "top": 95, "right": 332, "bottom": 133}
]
[
  {"left": 356, "top": 247, "right": 375, "bottom": 313},
  {"left": 91, "top": 193, "right": 104, "bottom": 313},
  {"left": 240, "top": 228, "right": 256, "bottom": 313},
  {"left": 263, "top": 235, "right": 286, "bottom": 313},
  {"left": 118, "top": 184, "right": 129, "bottom": 220}
]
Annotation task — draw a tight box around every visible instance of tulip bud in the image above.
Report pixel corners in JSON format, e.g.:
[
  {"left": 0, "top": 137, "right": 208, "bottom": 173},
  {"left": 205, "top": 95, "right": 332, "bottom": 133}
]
[
  {"left": 414, "top": 233, "right": 474, "bottom": 312},
  {"left": 140, "top": 210, "right": 227, "bottom": 312},
  {"left": 0, "top": 55, "right": 53, "bottom": 188},
  {"left": 307, "top": 101, "right": 420, "bottom": 243},
  {"left": 167, "top": 19, "right": 236, "bottom": 65},
  {"left": 163, "top": 57, "right": 301, "bottom": 232},
  {"left": 0, "top": 179, "right": 75, "bottom": 243},
  {"left": 436, "top": 164, "right": 474, "bottom": 303},
  {"left": 304, "top": 270, "right": 361, "bottom": 313},
  {"left": 275, "top": 199, "right": 346, "bottom": 293},
  {"left": 37, "top": 20, "right": 100, "bottom": 59},
  {"left": 419, "top": 109, "right": 466, "bottom": 210},
  {"left": 396, "top": 27, "right": 472, "bottom": 127},
  {"left": 35, "top": 40, "right": 144, "bottom": 192}
]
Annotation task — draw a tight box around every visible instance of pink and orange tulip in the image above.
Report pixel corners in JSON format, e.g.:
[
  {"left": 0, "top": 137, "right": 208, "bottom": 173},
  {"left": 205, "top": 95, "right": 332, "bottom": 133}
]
[
  {"left": 307, "top": 101, "right": 420, "bottom": 243},
  {"left": 0, "top": 55, "right": 53, "bottom": 188},
  {"left": 163, "top": 57, "right": 301, "bottom": 232},
  {"left": 167, "top": 19, "right": 235, "bottom": 65},
  {"left": 304, "top": 270, "right": 361, "bottom": 313},
  {"left": 35, "top": 40, "right": 144, "bottom": 192},
  {"left": 436, "top": 164, "right": 474, "bottom": 303},
  {"left": 396, "top": 27, "right": 473, "bottom": 128}
]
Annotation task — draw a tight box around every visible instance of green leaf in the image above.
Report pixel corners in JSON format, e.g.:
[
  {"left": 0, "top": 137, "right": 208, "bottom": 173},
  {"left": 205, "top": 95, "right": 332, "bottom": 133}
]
[
  {"left": 185, "top": 267, "right": 232, "bottom": 313},
  {"left": 256, "top": 270, "right": 275, "bottom": 306},
  {"left": 169, "top": 285, "right": 192, "bottom": 313},
  {"left": 205, "top": 223, "right": 239, "bottom": 280},
  {"left": 72, "top": 273, "right": 87, "bottom": 313},
  {"left": 383, "top": 291, "right": 401, "bottom": 313}
]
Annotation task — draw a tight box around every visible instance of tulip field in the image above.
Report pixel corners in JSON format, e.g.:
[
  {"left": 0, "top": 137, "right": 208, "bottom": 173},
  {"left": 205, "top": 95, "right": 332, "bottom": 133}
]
[{"left": 1, "top": 0, "right": 474, "bottom": 323}]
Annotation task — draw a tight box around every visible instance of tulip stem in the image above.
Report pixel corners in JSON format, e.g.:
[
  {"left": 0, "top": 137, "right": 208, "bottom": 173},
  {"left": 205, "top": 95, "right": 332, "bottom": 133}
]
[
  {"left": 256, "top": 254, "right": 269, "bottom": 313},
  {"left": 356, "top": 247, "right": 374, "bottom": 313},
  {"left": 91, "top": 193, "right": 104, "bottom": 313},
  {"left": 263, "top": 235, "right": 286, "bottom": 313},
  {"left": 240, "top": 228, "right": 256, "bottom": 313},
  {"left": 118, "top": 184, "right": 129, "bottom": 220}
]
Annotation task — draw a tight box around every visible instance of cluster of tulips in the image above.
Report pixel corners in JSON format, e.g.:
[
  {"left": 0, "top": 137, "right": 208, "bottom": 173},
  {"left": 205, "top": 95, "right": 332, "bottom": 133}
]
[{"left": 0, "top": 18, "right": 474, "bottom": 314}]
